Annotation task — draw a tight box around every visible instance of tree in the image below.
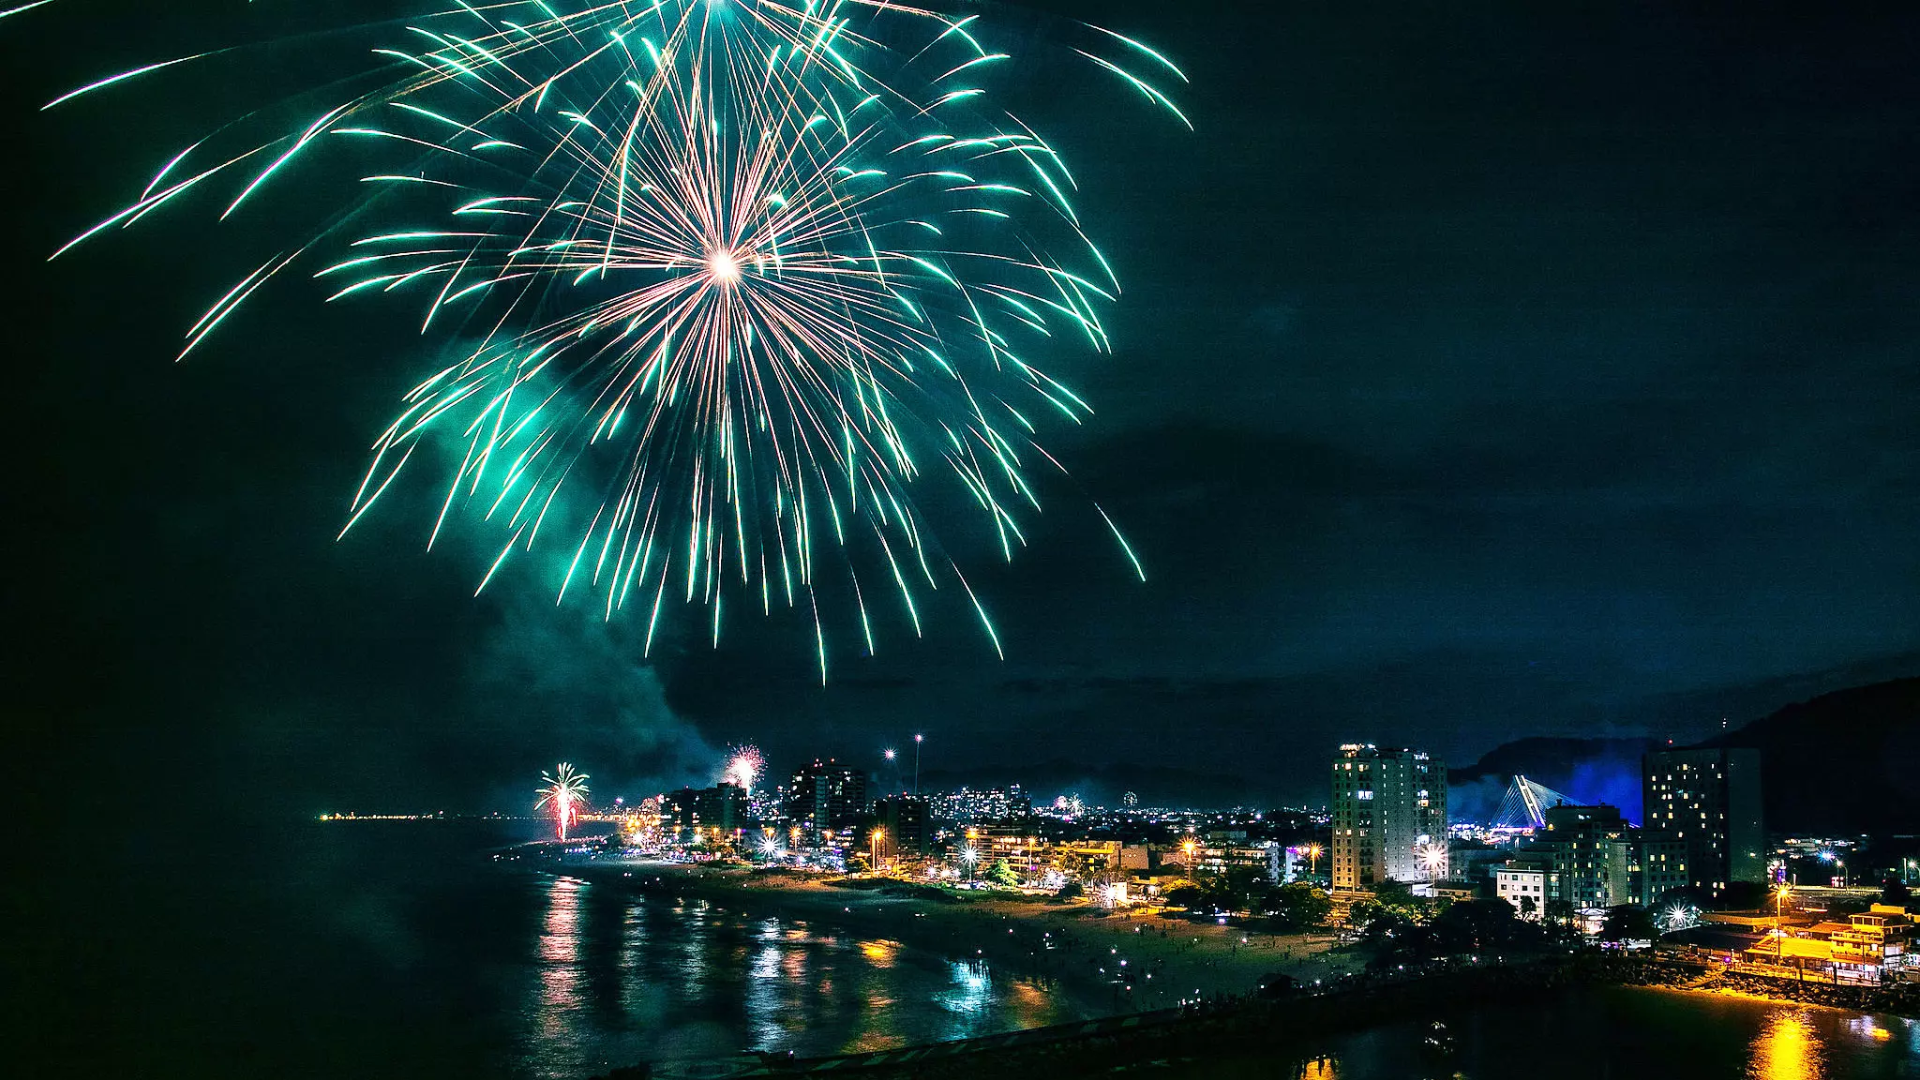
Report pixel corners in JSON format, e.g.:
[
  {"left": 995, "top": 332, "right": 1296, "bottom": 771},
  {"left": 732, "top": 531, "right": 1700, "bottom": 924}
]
[
  {"left": 1055, "top": 880, "right": 1085, "bottom": 901},
  {"left": 1430, "top": 899, "right": 1522, "bottom": 953},
  {"left": 1267, "top": 883, "right": 1333, "bottom": 932},
  {"left": 1369, "top": 878, "right": 1435, "bottom": 923},
  {"left": 984, "top": 858, "right": 1020, "bottom": 888},
  {"left": 1373, "top": 879, "right": 1415, "bottom": 906},
  {"left": 1883, "top": 880, "right": 1912, "bottom": 905},
  {"left": 1221, "top": 866, "right": 1269, "bottom": 908},
  {"left": 1159, "top": 883, "right": 1205, "bottom": 907},
  {"left": 1518, "top": 895, "right": 1538, "bottom": 920},
  {"left": 1360, "top": 908, "right": 1414, "bottom": 949},
  {"left": 1345, "top": 899, "right": 1384, "bottom": 932},
  {"left": 1544, "top": 898, "right": 1576, "bottom": 925},
  {"left": 1600, "top": 905, "right": 1658, "bottom": 942}
]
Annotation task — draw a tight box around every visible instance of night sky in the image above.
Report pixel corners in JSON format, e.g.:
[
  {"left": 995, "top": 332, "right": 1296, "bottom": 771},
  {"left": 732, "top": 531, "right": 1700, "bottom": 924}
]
[{"left": 7, "top": 2, "right": 1920, "bottom": 828}]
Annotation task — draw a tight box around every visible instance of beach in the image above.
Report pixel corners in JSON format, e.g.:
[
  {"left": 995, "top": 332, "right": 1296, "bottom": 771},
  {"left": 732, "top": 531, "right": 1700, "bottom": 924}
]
[{"left": 552, "top": 858, "right": 1365, "bottom": 1014}]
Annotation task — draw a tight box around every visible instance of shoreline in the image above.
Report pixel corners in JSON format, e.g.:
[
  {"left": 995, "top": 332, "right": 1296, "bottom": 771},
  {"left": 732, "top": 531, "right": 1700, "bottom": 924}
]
[
  {"left": 524, "top": 859, "right": 1919, "bottom": 1078},
  {"left": 545, "top": 858, "right": 1920, "bottom": 1023},
  {"left": 1605, "top": 954, "right": 1920, "bottom": 1018},
  {"left": 542, "top": 858, "right": 1365, "bottom": 1016}
]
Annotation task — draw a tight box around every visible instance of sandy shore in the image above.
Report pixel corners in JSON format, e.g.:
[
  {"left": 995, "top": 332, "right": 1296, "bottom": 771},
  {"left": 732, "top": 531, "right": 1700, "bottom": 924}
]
[{"left": 552, "top": 858, "right": 1363, "bottom": 1016}]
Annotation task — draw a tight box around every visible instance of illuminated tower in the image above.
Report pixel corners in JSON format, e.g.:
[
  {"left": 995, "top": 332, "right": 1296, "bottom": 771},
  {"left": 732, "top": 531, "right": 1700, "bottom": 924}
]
[
  {"left": 1330, "top": 744, "right": 1448, "bottom": 891},
  {"left": 1641, "top": 747, "right": 1764, "bottom": 894},
  {"left": 787, "top": 759, "right": 870, "bottom": 844}
]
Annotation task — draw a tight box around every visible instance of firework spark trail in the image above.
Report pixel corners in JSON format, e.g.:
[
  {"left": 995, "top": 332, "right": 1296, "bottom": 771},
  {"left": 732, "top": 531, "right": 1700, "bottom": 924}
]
[
  {"left": 721, "top": 743, "right": 765, "bottom": 792},
  {"left": 35, "top": 1, "right": 1185, "bottom": 675},
  {"left": 536, "top": 761, "right": 590, "bottom": 840}
]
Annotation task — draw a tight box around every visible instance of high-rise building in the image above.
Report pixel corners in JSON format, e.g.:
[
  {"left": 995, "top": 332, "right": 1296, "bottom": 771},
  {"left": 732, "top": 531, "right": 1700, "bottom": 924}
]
[
  {"left": 1633, "top": 837, "right": 1691, "bottom": 906},
  {"left": 872, "top": 795, "right": 932, "bottom": 859},
  {"left": 788, "top": 759, "right": 869, "bottom": 842},
  {"left": 1330, "top": 744, "right": 1449, "bottom": 891},
  {"left": 663, "top": 782, "right": 747, "bottom": 843},
  {"left": 1539, "top": 804, "right": 1634, "bottom": 910},
  {"left": 1641, "top": 747, "right": 1765, "bottom": 894}
]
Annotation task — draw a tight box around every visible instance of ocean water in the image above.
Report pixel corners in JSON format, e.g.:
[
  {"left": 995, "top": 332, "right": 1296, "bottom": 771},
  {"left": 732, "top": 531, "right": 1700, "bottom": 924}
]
[
  {"left": 1190, "top": 985, "right": 1920, "bottom": 1079},
  {"left": 23, "top": 820, "right": 1082, "bottom": 1079},
  {"left": 21, "top": 820, "right": 1919, "bottom": 1079}
]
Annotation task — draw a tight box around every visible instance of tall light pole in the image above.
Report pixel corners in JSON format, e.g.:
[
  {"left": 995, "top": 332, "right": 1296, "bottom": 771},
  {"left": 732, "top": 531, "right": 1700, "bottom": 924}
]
[
  {"left": 871, "top": 827, "right": 886, "bottom": 875},
  {"left": 913, "top": 733, "right": 923, "bottom": 797}
]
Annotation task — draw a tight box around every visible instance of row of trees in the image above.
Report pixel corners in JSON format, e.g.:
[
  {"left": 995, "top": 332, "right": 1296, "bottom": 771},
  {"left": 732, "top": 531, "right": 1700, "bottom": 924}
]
[
  {"left": 1156, "top": 868, "right": 1674, "bottom": 969},
  {"left": 1159, "top": 867, "right": 1335, "bottom": 932}
]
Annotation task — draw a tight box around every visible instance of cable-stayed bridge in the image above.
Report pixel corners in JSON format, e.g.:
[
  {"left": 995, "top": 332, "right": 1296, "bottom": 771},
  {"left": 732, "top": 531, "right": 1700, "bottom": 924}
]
[{"left": 1492, "top": 774, "right": 1574, "bottom": 830}]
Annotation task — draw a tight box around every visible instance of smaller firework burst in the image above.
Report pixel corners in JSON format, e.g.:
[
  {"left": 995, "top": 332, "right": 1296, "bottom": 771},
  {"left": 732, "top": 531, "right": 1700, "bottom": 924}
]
[
  {"left": 536, "top": 763, "right": 590, "bottom": 841},
  {"left": 722, "top": 745, "right": 766, "bottom": 794}
]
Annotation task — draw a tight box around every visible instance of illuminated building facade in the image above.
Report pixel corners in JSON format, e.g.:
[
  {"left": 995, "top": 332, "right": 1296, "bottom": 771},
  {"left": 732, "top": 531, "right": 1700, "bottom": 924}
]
[
  {"left": 787, "top": 759, "right": 869, "bottom": 842},
  {"left": 931, "top": 785, "right": 1033, "bottom": 826},
  {"left": 1330, "top": 744, "right": 1448, "bottom": 891},
  {"left": 1539, "top": 804, "right": 1634, "bottom": 910},
  {"left": 1746, "top": 904, "right": 1914, "bottom": 981},
  {"left": 1496, "top": 861, "right": 1548, "bottom": 917},
  {"left": 1633, "top": 837, "right": 1690, "bottom": 905},
  {"left": 872, "top": 795, "right": 931, "bottom": 859},
  {"left": 663, "top": 782, "right": 747, "bottom": 844},
  {"left": 1642, "top": 747, "right": 1765, "bottom": 893}
]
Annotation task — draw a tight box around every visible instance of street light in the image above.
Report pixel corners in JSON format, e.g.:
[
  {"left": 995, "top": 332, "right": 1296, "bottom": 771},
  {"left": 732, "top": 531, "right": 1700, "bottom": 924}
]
[
  {"left": 1774, "top": 883, "right": 1792, "bottom": 941},
  {"left": 913, "top": 734, "right": 923, "bottom": 796},
  {"left": 871, "top": 827, "right": 886, "bottom": 874},
  {"left": 960, "top": 844, "right": 980, "bottom": 884},
  {"left": 1305, "top": 843, "right": 1322, "bottom": 877}
]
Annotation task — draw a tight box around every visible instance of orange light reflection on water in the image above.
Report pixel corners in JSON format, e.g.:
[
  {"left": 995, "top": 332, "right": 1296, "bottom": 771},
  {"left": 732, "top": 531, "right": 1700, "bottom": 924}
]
[
  {"left": 1298, "top": 1056, "right": 1338, "bottom": 1080},
  {"left": 1750, "top": 1010, "right": 1825, "bottom": 1080}
]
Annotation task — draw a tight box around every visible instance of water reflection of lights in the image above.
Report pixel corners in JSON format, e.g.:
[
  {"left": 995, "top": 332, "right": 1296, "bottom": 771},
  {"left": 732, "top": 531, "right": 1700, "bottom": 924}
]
[
  {"left": 1299, "top": 1057, "right": 1338, "bottom": 1080},
  {"left": 859, "top": 940, "right": 900, "bottom": 967},
  {"left": 746, "top": 939, "right": 787, "bottom": 1051},
  {"left": 527, "top": 875, "right": 589, "bottom": 1072},
  {"left": 1844, "top": 1016, "right": 1890, "bottom": 1042},
  {"left": 538, "top": 877, "right": 585, "bottom": 1009},
  {"left": 618, "top": 898, "right": 649, "bottom": 1015},
  {"left": 941, "top": 961, "right": 993, "bottom": 1015},
  {"left": 1846, "top": 1012, "right": 1919, "bottom": 1054},
  {"left": 1750, "top": 1011, "right": 1825, "bottom": 1080}
]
